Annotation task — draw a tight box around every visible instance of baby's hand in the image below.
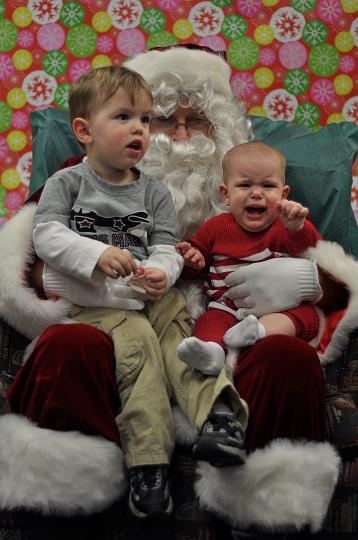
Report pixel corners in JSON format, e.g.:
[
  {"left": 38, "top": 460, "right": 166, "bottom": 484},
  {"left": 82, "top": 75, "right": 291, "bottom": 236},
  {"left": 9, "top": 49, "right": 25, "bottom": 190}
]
[
  {"left": 277, "top": 199, "right": 309, "bottom": 232},
  {"left": 176, "top": 241, "right": 205, "bottom": 270},
  {"left": 142, "top": 267, "right": 168, "bottom": 301},
  {"left": 96, "top": 247, "right": 137, "bottom": 278}
]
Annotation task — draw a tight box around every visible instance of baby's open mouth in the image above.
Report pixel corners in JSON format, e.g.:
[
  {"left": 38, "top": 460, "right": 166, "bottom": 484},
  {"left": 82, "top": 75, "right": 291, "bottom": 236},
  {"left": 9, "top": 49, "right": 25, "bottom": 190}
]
[{"left": 246, "top": 207, "right": 265, "bottom": 214}]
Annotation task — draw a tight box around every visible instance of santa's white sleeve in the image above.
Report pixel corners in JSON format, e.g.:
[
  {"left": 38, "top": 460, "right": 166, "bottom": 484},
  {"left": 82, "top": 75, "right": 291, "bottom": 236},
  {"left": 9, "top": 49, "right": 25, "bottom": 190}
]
[
  {"left": 33, "top": 220, "right": 109, "bottom": 285},
  {"left": 145, "top": 245, "right": 184, "bottom": 288}
]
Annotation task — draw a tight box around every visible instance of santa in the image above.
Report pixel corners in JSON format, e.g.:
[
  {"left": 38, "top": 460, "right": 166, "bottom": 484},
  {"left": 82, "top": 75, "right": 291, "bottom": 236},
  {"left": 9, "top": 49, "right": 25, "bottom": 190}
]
[{"left": 0, "top": 45, "right": 356, "bottom": 533}]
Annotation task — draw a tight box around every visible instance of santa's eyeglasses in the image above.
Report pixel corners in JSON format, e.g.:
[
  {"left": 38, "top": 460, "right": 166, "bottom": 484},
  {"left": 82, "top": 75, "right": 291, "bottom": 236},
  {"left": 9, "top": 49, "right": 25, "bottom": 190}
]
[{"left": 150, "top": 116, "right": 212, "bottom": 135}]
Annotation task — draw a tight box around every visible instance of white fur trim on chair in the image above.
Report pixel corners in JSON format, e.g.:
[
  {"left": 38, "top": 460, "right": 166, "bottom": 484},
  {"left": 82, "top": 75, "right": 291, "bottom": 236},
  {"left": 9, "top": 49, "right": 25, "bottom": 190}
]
[
  {"left": 0, "top": 204, "right": 71, "bottom": 339},
  {"left": 0, "top": 414, "right": 126, "bottom": 515},
  {"left": 306, "top": 241, "right": 358, "bottom": 364},
  {"left": 195, "top": 439, "right": 340, "bottom": 533}
]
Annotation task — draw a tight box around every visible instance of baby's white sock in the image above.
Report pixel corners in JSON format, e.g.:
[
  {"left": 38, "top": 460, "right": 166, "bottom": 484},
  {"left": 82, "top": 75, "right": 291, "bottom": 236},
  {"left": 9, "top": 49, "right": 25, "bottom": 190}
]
[
  {"left": 223, "top": 315, "right": 266, "bottom": 349},
  {"left": 177, "top": 337, "right": 225, "bottom": 375}
]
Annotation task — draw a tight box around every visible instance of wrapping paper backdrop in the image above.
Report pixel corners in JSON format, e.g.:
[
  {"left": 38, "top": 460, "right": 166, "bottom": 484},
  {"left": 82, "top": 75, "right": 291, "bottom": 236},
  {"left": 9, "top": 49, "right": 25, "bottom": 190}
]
[{"left": 0, "top": 0, "right": 357, "bottom": 226}]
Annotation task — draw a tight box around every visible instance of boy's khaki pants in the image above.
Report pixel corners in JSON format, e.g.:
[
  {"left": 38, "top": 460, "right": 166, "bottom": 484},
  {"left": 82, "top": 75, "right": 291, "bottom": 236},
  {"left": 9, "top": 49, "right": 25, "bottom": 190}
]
[{"left": 72, "top": 288, "right": 248, "bottom": 468}]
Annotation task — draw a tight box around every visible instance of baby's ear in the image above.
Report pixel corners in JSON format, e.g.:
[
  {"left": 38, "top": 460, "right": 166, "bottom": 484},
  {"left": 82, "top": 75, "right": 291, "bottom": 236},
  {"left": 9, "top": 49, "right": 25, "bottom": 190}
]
[
  {"left": 72, "top": 117, "right": 91, "bottom": 145},
  {"left": 218, "top": 182, "right": 228, "bottom": 202},
  {"left": 282, "top": 185, "right": 290, "bottom": 199}
]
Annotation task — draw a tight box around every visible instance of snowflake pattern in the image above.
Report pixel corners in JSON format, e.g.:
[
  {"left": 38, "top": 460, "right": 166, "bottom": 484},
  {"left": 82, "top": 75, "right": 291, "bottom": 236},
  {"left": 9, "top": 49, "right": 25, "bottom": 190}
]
[
  {"left": 228, "top": 37, "right": 259, "bottom": 70},
  {"left": 69, "top": 59, "right": 91, "bottom": 82},
  {"left": 28, "top": 0, "right": 62, "bottom": 25},
  {"left": 147, "top": 30, "right": 177, "bottom": 48},
  {"left": 343, "top": 96, "right": 358, "bottom": 123},
  {"left": 263, "top": 89, "right": 298, "bottom": 121},
  {"left": 42, "top": 50, "right": 68, "bottom": 77},
  {"left": 12, "top": 112, "right": 28, "bottom": 129},
  {"left": 140, "top": 8, "right": 166, "bottom": 33},
  {"left": 351, "top": 17, "right": 358, "bottom": 47},
  {"left": 295, "top": 101, "right": 320, "bottom": 126},
  {"left": 221, "top": 14, "right": 247, "bottom": 40},
  {"left": 37, "top": 23, "right": 66, "bottom": 51},
  {"left": 230, "top": 72, "right": 255, "bottom": 99},
  {"left": 66, "top": 25, "right": 97, "bottom": 58},
  {"left": 54, "top": 83, "right": 70, "bottom": 109},
  {"left": 236, "top": 0, "right": 262, "bottom": 18},
  {"left": 317, "top": 0, "right": 343, "bottom": 24},
  {"left": 0, "top": 20, "right": 18, "bottom": 53},
  {"left": 22, "top": 70, "right": 57, "bottom": 107},
  {"left": 310, "top": 78, "right": 335, "bottom": 105},
  {"left": 16, "top": 151, "right": 32, "bottom": 186},
  {"left": 108, "top": 0, "right": 143, "bottom": 30},
  {"left": 302, "top": 19, "right": 328, "bottom": 47},
  {"left": 155, "top": 0, "right": 180, "bottom": 11},
  {"left": 6, "top": 191, "right": 24, "bottom": 210},
  {"left": 60, "top": 1, "right": 86, "bottom": 28},
  {"left": 308, "top": 43, "right": 339, "bottom": 76},
  {"left": 116, "top": 28, "right": 145, "bottom": 55},
  {"left": 279, "top": 41, "right": 307, "bottom": 69},
  {"left": 97, "top": 35, "right": 114, "bottom": 53},
  {"left": 283, "top": 69, "right": 310, "bottom": 95},
  {"left": 271, "top": 7, "right": 305, "bottom": 43},
  {"left": 352, "top": 184, "right": 358, "bottom": 207},
  {"left": 17, "top": 30, "right": 35, "bottom": 48},
  {"left": 339, "top": 54, "right": 356, "bottom": 73},
  {"left": 0, "top": 136, "right": 9, "bottom": 160},
  {"left": 0, "top": 54, "right": 14, "bottom": 81},
  {"left": 0, "top": 102, "right": 12, "bottom": 133},
  {"left": 259, "top": 47, "right": 276, "bottom": 66},
  {"left": 0, "top": 0, "right": 357, "bottom": 222},
  {"left": 291, "top": 0, "right": 317, "bottom": 13},
  {"left": 189, "top": 2, "right": 224, "bottom": 37}
]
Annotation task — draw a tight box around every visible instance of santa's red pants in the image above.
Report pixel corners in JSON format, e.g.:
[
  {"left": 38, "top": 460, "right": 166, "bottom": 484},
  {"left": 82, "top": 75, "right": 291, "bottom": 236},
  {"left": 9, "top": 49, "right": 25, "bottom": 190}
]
[
  {"left": 194, "top": 304, "right": 320, "bottom": 349},
  {"left": 7, "top": 323, "right": 328, "bottom": 452}
]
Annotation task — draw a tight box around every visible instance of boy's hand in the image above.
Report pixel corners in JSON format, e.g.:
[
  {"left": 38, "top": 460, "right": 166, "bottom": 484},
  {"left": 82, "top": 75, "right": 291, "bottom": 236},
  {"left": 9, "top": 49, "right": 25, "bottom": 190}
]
[
  {"left": 176, "top": 241, "right": 205, "bottom": 270},
  {"left": 96, "top": 247, "right": 137, "bottom": 278},
  {"left": 277, "top": 199, "right": 309, "bottom": 232},
  {"left": 142, "top": 268, "right": 168, "bottom": 301}
]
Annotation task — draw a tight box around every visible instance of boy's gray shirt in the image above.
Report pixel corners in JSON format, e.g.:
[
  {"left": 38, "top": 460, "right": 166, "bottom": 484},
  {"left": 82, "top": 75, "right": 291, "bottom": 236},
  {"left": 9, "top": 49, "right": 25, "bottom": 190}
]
[{"left": 33, "top": 160, "right": 182, "bottom": 286}]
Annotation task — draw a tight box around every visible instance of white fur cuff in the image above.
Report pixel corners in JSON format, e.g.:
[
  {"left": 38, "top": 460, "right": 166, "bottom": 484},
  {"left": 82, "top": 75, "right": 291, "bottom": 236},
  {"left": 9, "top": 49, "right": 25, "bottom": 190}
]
[
  {"left": 0, "top": 415, "right": 126, "bottom": 515},
  {"left": 195, "top": 438, "right": 340, "bottom": 533}
]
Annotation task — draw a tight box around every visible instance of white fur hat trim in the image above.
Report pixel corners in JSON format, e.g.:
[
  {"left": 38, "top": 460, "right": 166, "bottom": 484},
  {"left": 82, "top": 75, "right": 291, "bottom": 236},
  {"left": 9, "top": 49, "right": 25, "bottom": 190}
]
[{"left": 125, "top": 47, "right": 232, "bottom": 97}]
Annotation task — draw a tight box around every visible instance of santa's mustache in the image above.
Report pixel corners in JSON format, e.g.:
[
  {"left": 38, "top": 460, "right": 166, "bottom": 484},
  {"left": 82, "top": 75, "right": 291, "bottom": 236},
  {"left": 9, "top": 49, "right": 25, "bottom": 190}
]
[{"left": 139, "top": 132, "right": 217, "bottom": 171}]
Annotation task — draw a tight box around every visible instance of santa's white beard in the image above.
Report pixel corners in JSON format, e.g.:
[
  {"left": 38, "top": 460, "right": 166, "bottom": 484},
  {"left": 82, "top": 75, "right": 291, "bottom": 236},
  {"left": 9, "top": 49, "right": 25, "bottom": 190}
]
[{"left": 138, "top": 133, "right": 225, "bottom": 239}]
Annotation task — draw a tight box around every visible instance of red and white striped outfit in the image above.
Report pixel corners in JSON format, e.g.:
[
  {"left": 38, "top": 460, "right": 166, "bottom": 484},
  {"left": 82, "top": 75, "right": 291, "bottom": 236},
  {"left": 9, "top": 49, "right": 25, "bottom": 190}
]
[{"left": 182, "top": 212, "right": 322, "bottom": 347}]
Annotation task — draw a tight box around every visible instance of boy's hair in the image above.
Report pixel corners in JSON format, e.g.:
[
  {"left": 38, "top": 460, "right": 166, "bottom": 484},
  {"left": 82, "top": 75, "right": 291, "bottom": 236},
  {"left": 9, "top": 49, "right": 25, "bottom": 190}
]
[
  {"left": 222, "top": 141, "right": 286, "bottom": 182},
  {"left": 69, "top": 66, "right": 153, "bottom": 124}
]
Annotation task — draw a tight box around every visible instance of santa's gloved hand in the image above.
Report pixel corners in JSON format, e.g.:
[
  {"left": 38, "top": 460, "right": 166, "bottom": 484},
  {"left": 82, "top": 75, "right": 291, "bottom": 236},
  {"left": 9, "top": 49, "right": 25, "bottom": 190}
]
[
  {"left": 224, "top": 258, "right": 322, "bottom": 319},
  {"left": 43, "top": 265, "right": 145, "bottom": 310}
]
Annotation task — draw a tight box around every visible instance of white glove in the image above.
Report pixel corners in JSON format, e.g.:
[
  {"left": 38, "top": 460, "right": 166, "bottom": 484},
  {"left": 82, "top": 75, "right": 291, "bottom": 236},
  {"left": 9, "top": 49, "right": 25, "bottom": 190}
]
[
  {"left": 43, "top": 265, "right": 145, "bottom": 310},
  {"left": 224, "top": 258, "right": 322, "bottom": 319}
]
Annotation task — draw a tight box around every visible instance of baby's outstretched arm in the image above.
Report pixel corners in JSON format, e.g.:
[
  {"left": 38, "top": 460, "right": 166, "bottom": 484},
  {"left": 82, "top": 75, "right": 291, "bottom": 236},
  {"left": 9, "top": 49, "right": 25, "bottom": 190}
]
[{"left": 277, "top": 199, "right": 309, "bottom": 232}]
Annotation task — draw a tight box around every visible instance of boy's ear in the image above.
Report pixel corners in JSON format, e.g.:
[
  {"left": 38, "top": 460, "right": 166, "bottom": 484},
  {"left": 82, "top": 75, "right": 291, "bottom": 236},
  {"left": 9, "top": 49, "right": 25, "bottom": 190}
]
[
  {"left": 219, "top": 183, "right": 229, "bottom": 204},
  {"left": 282, "top": 185, "right": 290, "bottom": 199},
  {"left": 72, "top": 117, "right": 92, "bottom": 145}
]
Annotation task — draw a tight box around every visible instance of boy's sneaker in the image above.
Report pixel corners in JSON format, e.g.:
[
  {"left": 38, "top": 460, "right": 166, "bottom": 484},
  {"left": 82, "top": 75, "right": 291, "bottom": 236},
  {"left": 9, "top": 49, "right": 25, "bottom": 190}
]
[
  {"left": 128, "top": 464, "right": 173, "bottom": 519},
  {"left": 193, "top": 411, "right": 246, "bottom": 467}
]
